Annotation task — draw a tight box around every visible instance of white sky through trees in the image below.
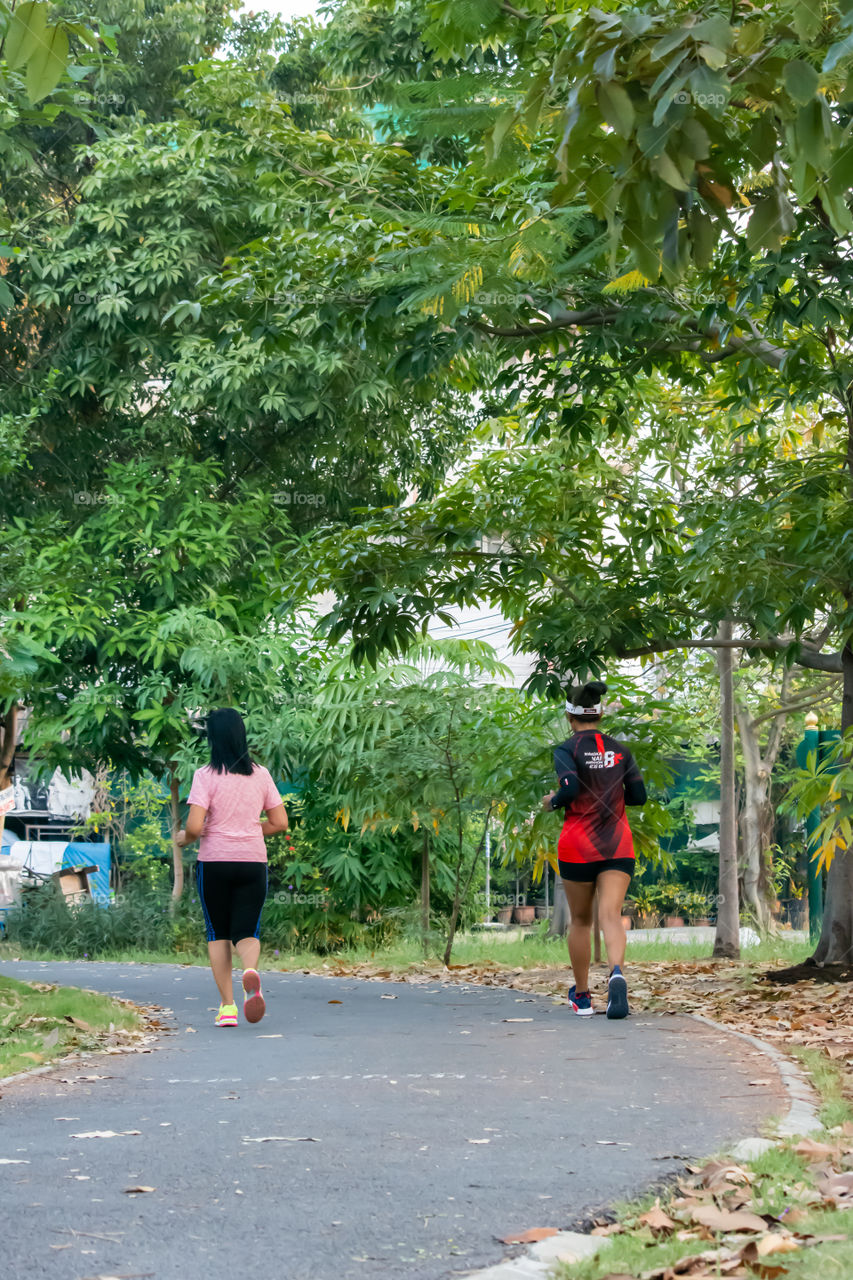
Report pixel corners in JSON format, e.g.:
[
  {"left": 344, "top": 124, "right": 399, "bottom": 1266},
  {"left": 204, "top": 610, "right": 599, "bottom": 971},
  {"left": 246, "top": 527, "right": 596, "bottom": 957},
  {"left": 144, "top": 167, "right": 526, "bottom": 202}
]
[{"left": 240, "top": 0, "right": 320, "bottom": 18}]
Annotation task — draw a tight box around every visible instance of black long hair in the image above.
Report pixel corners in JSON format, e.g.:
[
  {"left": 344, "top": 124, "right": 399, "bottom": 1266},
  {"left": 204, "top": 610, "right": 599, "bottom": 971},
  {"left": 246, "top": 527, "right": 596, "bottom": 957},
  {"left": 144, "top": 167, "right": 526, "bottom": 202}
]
[
  {"left": 566, "top": 680, "right": 607, "bottom": 723},
  {"left": 206, "top": 708, "right": 254, "bottom": 776}
]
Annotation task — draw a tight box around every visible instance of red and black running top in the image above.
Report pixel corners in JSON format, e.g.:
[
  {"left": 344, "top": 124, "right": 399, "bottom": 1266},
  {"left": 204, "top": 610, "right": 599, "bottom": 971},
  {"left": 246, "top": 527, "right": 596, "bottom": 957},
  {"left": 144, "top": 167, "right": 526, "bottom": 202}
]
[{"left": 551, "top": 729, "right": 647, "bottom": 864}]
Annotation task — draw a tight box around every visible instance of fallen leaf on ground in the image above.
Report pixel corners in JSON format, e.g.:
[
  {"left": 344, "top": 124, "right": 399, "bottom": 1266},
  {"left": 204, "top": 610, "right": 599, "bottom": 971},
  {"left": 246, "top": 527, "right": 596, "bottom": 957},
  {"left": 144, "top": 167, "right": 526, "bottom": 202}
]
[
  {"left": 241, "top": 1136, "right": 320, "bottom": 1143},
  {"left": 123, "top": 1186, "right": 155, "bottom": 1194},
  {"left": 640, "top": 1247, "right": 740, "bottom": 1278},
  {"left": 742, "top": 1234, "right": 800, "bottom": 1259},
  {"left": 69, "top": 1131, "right": 141, "bottom": 1139},
  {"left": 64, "top": 1016, "right": 94, "bottom": 1032},
  {"left": 380, "top": 994, "right": 397, "bottom": 999},
  {"left": 498, "top": 1228, "right": 558, "bottom": 1244},
  {"left": 0, "top": 1159, "right": 29, "bottom": 1164},
  {"left": 42, "top": 1028, "right": 60, "bottom": 1049},
  {"left": 699, "top": 1161, "right": 753, "bottom": 1189},
  {"left": 691, "top": 1205, "right": 769, "bottom": 1233},
  {"left": 327, "top": 1000, "right": 342, "bottom": 1005},
  {"left": 818, "top": 1170, "right": 853, "bottom": 1205},
  {"left": 468, "top": 1138, "right": 490, "bottom": 1144},
  {"left": 794, "top": 1138, "right": 837, "bottom": 1163},
  {"left": 638, "top": 1203, "right": 677, "bottom": 1233},
  {"left": 502, "top": 1018, "right": 533, "bottom": 1023}
]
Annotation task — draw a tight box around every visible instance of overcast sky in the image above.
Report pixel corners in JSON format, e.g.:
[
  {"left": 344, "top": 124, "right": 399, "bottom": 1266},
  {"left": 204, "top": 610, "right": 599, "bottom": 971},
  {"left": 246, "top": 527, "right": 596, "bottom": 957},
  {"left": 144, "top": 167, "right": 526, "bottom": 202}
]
[{"left": 240, "top": 0, "right": 322, "bottom": 20}]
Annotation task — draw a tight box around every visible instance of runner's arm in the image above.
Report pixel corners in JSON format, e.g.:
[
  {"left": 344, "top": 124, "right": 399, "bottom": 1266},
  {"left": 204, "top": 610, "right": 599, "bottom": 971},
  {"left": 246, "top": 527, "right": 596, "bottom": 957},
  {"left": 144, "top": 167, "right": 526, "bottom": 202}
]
[
  {"left": 549, "top": 745, "right": 579, "bottom": 810},
  {"left": 623, "top": 752, "right": 647, "bottom": 806},
  {"left": 261, "top": 803, "right": 289, "bottom": 835}
]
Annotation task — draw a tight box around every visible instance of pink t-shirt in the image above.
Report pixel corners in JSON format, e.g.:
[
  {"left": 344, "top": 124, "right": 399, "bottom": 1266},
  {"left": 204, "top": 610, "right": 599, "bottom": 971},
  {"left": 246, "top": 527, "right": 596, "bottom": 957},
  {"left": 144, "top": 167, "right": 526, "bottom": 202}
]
[{"left": 187, "top": 764, "right": 284, "bottom": 862}]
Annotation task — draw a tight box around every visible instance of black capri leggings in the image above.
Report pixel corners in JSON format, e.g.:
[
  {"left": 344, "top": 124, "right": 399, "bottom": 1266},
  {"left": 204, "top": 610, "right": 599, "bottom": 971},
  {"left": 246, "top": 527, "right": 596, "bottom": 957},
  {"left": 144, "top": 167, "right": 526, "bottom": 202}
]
[{"left": 196, "top": 861, "right": 268, "bottom": 944}]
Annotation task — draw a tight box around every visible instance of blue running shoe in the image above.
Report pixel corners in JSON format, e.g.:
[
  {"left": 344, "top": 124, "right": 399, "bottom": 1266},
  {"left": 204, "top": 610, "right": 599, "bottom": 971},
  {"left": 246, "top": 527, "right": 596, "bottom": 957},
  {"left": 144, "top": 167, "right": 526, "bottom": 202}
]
[
  {"left": 606, "top": 966, "right": 629, "bottom": 1019},
  {"left": 568, "top": 985, "right": 593, "bottom": 1017}
]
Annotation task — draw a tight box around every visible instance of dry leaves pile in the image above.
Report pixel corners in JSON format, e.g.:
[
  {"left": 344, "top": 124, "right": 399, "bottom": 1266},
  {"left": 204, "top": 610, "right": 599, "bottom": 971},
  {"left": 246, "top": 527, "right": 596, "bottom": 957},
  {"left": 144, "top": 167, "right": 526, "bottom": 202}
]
[{"left": 585, "top": 1134, "right": 853, "bottom": 1279}]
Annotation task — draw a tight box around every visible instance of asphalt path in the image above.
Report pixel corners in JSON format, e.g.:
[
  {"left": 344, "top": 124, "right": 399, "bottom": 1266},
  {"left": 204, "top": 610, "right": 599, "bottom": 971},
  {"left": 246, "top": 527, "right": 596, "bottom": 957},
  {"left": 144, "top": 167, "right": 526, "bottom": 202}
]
[{"left": 0, "top": 960, "right": 784, "bottom": 1280}]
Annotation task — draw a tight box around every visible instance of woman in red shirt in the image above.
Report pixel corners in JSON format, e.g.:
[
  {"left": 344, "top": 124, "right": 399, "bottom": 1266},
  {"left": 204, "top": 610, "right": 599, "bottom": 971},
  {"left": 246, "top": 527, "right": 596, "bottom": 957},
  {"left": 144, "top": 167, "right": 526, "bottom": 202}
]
[
  {"left": 542, "top": 682, "right": 646, "bottom": 1020},
  {"left": 176, "top": 709, "right": 289, "bottom": 1027}
]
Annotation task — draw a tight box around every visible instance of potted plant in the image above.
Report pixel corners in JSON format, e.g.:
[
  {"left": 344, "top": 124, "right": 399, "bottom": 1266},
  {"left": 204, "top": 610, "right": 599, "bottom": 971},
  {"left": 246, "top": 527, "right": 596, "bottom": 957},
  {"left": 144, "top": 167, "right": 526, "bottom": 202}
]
[
  {"left": 654, "top": 883, "right": 685, "bottom": 927},
  {"left": 496, "top": 905, "right": 513, "bottom": 925},
  {"left": 684, "top": 890, "right": 713, "bottom": 926},
  {"left": 631, "top": 887, "right": 659, "bottom": 929},
  {"left": 513, "top": 903, "right": 536, "bottom": 924}
]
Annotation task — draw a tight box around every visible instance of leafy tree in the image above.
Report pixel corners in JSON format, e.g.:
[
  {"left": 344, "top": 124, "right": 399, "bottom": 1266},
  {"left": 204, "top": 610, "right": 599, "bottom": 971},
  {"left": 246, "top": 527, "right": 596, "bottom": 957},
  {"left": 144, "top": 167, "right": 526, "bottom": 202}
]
[{"left": 5, "top": 455, "right": 300, "bottom": 896}]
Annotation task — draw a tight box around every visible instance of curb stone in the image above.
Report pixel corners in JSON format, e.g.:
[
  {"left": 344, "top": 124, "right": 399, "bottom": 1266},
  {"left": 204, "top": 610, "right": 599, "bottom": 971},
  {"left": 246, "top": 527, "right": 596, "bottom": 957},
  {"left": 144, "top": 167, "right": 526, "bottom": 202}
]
[{"left": 459, "top": 1231, "right": 610, "bottom": 1280}]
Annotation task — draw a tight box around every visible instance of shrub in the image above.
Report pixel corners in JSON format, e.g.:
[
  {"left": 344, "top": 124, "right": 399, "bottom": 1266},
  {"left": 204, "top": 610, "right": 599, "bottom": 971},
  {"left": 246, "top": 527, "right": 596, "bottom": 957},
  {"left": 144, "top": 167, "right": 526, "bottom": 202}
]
[{"left": 4, "top": 882, "right": 205, "bottom": 958}]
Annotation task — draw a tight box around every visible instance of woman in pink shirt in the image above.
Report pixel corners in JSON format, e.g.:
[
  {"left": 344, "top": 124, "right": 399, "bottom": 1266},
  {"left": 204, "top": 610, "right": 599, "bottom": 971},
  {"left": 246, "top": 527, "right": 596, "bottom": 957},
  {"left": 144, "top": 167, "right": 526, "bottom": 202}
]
[{"left": 176, "top": 708, "right": 288, "bottom": 1027}]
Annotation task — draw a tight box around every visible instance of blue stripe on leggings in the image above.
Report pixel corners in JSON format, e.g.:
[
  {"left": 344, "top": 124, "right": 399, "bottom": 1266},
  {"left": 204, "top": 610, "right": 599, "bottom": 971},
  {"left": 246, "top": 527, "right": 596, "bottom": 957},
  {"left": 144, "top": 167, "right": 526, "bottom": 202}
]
[
  {"left": 197, "top": 863, "right": 215, "bottom": 942},
  {"left": 253, "top": 864, "right": 268, "bottom": 940}
]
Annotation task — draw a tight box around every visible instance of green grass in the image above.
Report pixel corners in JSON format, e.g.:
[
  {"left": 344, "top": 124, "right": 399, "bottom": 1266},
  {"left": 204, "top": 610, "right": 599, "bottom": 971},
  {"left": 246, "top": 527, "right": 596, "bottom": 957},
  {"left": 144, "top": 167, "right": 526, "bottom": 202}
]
[
  {"left": 789, "top": 1046, "right": 853, "bottom": 1129},
  {"left": 0, "top": 973, "right": 140, "bottom": 1078},
  {"left": 1, "top": 929, "right": 814, "bottom": 972}
]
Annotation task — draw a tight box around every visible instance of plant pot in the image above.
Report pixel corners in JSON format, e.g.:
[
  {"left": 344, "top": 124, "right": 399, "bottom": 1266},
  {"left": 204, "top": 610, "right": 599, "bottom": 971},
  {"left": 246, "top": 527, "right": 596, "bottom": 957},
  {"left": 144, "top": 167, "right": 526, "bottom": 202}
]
[
  {"left": 621, "top": 915, "right": 633, "bottom": 931},
  {"left": 664, "top": 916, "right": 685, "bottom": 928},
  {"left": 513, "top": 905, "right": 536, "bottom": 924},
  {"left": 496, "top": 907, "right": 512, "bottom": 924},
  {"left": 534, "top": 905, "right": 552, "bottom": 919},
  {"left": 636, "top": 913, "right": 658, "bottom": 929},
  {"left": 691, "top": 917, "right": 711, "bottom": 927}
]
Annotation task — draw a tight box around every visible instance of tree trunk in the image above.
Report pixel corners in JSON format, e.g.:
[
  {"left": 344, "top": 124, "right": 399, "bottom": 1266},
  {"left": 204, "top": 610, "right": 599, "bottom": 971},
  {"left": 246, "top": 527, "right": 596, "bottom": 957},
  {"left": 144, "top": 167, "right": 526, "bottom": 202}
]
[
  {"left": 812, "top": 638, "right": 853, "bottom": 964},
  {"left": 420, "top": 830, "right": 430, "bottom": 957},
  {"left": 714, "top": 624, "right": 741, "bottom": 958},
  {"left": 443, "top": 811, "right": 491, "bottom": 966},
  {"left": 550, "top": 881, "right": 570, "bottom": 937},
  {"left": 0, "top": 703, "right": 18, "bottom": 847},
  {"left": 734, "top": 667, "right": 794, "bottom": 933},
  {"left": 169, "top": 768, "right": 183, "bottom": 901},
  {"left": 735, "top": 703, "right": 772, "bottom": 932}
]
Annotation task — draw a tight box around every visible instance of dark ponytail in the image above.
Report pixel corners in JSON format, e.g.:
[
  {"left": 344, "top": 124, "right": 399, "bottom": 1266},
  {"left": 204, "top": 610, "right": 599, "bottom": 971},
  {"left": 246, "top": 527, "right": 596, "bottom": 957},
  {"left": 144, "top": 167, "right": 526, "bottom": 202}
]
[
  {"left": 565, "top": 680, "right": 607, "bottom": 721},
  {"left": 206, "top": 707, "right": 254, "bottom": 776}
]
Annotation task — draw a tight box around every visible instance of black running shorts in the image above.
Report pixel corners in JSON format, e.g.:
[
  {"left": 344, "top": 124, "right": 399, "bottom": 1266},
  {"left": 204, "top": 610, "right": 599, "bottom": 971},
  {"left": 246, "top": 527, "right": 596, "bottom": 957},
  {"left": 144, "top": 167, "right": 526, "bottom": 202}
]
[
  {"left": 196, "top": 860, "right": 268, "bottom": 943},
  {"left": 558, "top": 857, "right": 635, "bottom": 884}
]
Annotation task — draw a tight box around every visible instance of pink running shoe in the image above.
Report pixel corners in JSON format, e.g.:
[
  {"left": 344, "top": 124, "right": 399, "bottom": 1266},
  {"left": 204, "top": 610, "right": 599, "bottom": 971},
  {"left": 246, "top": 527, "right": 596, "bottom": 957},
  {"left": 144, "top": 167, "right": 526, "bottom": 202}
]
[{"left": 242, "top": 968, "right": 266, "bottom": 1024}]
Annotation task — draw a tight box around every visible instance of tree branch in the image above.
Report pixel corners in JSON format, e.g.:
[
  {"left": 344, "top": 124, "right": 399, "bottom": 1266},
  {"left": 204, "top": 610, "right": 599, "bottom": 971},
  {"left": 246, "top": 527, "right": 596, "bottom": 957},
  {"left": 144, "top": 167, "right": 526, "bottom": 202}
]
[
  {"left": 472, "top": 304, "right": 789, "bottom": 372},
  {"left": 619, "top": 636, "right": 844, "bottom": 673},
  {"left": 750, "top": 681, "right": 842, "bottom": 731}
]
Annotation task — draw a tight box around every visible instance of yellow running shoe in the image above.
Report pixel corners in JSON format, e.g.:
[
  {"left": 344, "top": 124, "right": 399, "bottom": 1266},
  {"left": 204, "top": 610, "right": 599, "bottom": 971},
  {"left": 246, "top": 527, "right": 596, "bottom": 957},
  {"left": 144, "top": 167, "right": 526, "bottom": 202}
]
[
  {"left": 215, "top": 1003, "right": 238, "bottom": 1027},
  {"left": 242, "top": 969, "right": 266, "bottom": 1024}
]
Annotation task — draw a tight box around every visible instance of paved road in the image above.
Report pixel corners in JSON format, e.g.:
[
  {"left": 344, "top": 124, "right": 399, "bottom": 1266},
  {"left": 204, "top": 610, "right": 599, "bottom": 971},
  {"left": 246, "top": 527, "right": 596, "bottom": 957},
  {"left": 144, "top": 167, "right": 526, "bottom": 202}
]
[{"left": 1, "top": 960, "right": 783, "bottom": 1280}]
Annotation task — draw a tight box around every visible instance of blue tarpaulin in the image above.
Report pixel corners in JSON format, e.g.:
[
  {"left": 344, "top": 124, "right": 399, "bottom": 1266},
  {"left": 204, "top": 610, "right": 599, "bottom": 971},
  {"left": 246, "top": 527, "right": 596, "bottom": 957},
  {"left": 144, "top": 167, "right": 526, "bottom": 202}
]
[{"left": 62, "top": 842, "right": 111, "bottom": 905}]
